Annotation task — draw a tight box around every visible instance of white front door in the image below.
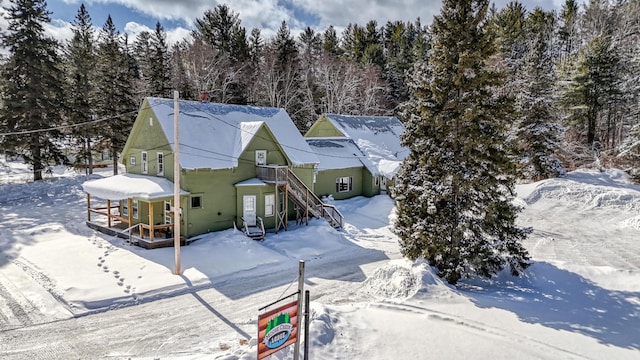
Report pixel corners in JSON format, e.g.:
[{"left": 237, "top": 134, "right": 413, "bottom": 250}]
[{"left": 243, "top": 195, "right": 256, "bottom": 225}]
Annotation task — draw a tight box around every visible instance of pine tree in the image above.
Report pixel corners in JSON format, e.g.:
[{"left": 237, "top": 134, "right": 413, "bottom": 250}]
[
  {"left": 149, "top": 22, "right": 172, "bottom": 98},
  {"left": 95, "top": 15, "right": 137, "bottom": 175},
  {"left": 64, "top": 3, "right": 97, "bottom": 173},
  {"left": 0, "top": 0, "right": 67, "bottom": 181},
  {"left": 515, "top": 8, "right": 564, "bottom": 180},
  {"left": 559, "top": 35, "right": 622, "bottom": 152},
  {"left": 558, "top": 0, "right": 580, "bottom": 61},
  {"left": 193, "top": 4, "right": 249, "bottom": 104},
  {"left": 394, "top": 0, "right": 531, "bottom": 285},
  {"left": 322, "top": 26, "right": 342, "bottom": 57}
]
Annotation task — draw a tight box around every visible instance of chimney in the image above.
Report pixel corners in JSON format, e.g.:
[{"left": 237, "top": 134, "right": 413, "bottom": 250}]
[{"left": 199, "top": 91, "right": 210, "bottom": 103}]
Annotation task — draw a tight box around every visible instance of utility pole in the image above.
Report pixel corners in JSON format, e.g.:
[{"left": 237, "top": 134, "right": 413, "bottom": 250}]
[
  {"left": 173, "top": 90, "right": 181, "bottom": 275},
  {"left": 294, "top": 260, "right": 305, "bottom": 360}
]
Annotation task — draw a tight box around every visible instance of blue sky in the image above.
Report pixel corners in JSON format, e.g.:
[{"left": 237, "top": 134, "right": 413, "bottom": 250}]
[{"left": 2, "top": 0, "right": 570, "bottom": 46}]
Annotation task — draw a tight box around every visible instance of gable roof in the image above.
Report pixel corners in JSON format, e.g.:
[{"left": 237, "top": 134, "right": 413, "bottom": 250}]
[
  {"left": 147, "top": 97, "right": 319, "bottom": 170},
  {"left": 306, "top": 138, "right": 379, "bottom": 176},
  {"left": 321, "top": 114, "right": 409, "bottom": 178}
]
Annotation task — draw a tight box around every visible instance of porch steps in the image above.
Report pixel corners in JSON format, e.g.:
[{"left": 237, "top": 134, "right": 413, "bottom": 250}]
[{"left": 256, "top": 166, "right": 344, "bottom": 232}]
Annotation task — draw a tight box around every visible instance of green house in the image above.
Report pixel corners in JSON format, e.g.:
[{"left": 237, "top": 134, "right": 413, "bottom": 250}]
[
  {"left": 305, "top": 114, "right": 408, "bottom": 198},
  {"left": 82, "top": 97, "right": 343, "bottom": 246}
]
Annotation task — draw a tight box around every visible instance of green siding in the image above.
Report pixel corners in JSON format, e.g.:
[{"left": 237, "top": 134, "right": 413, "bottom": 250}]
[
  {"left": 304, "top": 115, "right": 344, "bottom": 138},
  {"left": 314, "top": 167, "right": 364, "bottom": 200},
  {"left": 121, "top": 99, "right": 175, "bottom": 181},
  {"left": 115, "top": 100, "right": 323, "bottom": 238}
]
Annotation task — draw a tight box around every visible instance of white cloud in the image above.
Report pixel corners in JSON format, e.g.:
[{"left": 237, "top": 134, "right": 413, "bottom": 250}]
[
  {"left": 44, "top": 19, "right": 75, "bottom": 45},
  {"left": 292, "top": 0, "right": 441, "bottom": 30},
  {"left": 124, "top": 21, "right": 192, "bottom": 46},
  {"left": 57, "top": 0, "right": 569, "bottom": 46}
]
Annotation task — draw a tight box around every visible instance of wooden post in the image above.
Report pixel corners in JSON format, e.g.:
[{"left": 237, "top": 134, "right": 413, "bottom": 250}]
[
  {"left": 87, "top": 193, "right": 91, "bottom": 222},
  {"left": 149, "top": 202, "right": 154, "bottom": 241},
  {"left": 107, "top": 199, "right": 111, "bottom": 228},
  {"left": 128, "top": 198, "right": 133, "bottom": 226},
  {"left": 304, "top": 290, "right": 310, "bottom": 359},
  {"left": 293, "top": 260, "right": 305, "bottom": 360}
]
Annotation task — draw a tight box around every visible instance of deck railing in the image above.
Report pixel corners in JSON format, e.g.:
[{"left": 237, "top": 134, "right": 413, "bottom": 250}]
[{"left": 256, "top": 165, "right": 344, "bottom": 229}]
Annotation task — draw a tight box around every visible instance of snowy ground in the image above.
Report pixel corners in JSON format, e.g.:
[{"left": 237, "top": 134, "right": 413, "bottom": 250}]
[{"left": 0, "top": 160, "right": 639, "bottom": 359}]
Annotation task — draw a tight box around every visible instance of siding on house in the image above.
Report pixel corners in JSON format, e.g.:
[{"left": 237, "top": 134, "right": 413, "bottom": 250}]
[{"left": 113, "top": 98, "right": 320, "bottom": 238}]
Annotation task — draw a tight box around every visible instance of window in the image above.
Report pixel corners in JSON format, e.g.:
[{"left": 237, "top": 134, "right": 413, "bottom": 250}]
[
  {"left": 141, "top": 151, "right": 148, "bottom": 174},
  {"left": 130, "top": 156, "right": 136, "bottom": 165},
  {"left": 265, "top": 194, "right": 275, "bottom": 217},
  {"left": 244, "top": 196, "right": 256, "bottom": 212},
  {"left": 157, "top": 152, "right": 164, "bottom": 176},
  {"left": 374, "top": 176, "right": 380, "bottom": 187},
  {"left": 336, "top": 176, "right": 352, "bottom": 193},
  {"left": 132, "top": 200, "right": 138, "bottom": 219},
  {"left": 122, "top": 199, "right": 138, "bottom": 219},
  {"left": 255, "top": 150, "right": 267, "bottom": 165},
  {"left": 191, "top": 195, "right": 202, "bottom": 209}
]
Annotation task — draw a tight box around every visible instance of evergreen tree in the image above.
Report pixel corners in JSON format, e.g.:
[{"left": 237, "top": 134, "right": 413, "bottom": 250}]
[
  {"left": 559, "top": 35, "right": 622, "bottom": 152},
  {"left": 493, "top": 1, "right": 528, "bottom": 98},
  {"left": 95, "top": 16, "right": 137, "bottom": 175},
  {"left": 149, "top": 22, "right": 172, "bottom": 98},
  {"left": 393, "top": 0, "right": 531, "bottom": 285},
  {"left": 64, "top": 3, "right": 97, "bottom": 173},
  {"left": 515, "top": 8, "right": 564, "bottom": 180},
  {"left": 192, "top": 4, "right": 249, "bottom": 104},
  {"left": 0, "top": 0, "right": 67, "bottom": 181},
  {"left": 322, "top": 25, "right": 342, "bottom": 57},
  {"left": 133, "top": 30, "right": 152, "bottom": 96},
  {"left": 194, "top": 4, "right": 241, "bottom": 54},
  {"left": 558, "top": 0, "right": 580, "bottom": 61}
]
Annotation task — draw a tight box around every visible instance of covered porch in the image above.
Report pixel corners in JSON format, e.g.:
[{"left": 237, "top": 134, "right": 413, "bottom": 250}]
[{"left": 82, "top": 173, "right": 189, "bottom": 248}]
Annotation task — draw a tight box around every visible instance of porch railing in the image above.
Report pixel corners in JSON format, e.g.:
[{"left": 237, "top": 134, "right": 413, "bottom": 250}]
[{"left": 256, "top": 165, "right": 344, "bottom": 229}]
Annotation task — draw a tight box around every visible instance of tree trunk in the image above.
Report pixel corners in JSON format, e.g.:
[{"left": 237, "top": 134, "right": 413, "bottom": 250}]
[
  {"left": 112, "top": 146, "right": 119, "bottom": 175},
  {"left": 87, "top": 137, "right": 94, "bottom": 175}
]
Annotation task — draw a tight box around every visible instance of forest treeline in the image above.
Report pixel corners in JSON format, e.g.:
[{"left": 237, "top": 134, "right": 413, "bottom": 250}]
[{"left": 0, "top": 0, "right": 639, "bottom": 181}]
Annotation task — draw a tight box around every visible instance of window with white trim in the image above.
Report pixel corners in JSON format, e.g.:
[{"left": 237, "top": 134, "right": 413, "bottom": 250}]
[
  {"left": 122, "top": 199, "right": 138, "bottom": 219},
  {"left": 265, "top": 194, "right": 275, "bottom": 217},
  {"left": 141, "top": 151, "right": 148, "bottom": 174},
  {"left": 255, "top": 150, "right": 267, "bottom": 165},
  {"left": 157, "top": 152, "right": 164, "bottom": 176},
  {"left": 336, "top": 176, "right": 353, "bottom": 193}
]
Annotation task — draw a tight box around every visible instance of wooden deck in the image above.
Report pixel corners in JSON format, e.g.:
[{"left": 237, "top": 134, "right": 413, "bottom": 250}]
[{"left": 86, "top": 221, "right": 188, "bottom": 249}]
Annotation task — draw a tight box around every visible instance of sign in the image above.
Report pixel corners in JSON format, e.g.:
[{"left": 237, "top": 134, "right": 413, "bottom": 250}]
[{"left": 257, "top": 299, "right": 298, "bottom": 359}]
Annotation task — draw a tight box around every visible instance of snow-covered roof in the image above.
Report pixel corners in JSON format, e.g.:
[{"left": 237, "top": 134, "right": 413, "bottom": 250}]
[
  {"left": 235, "top": 178, "right": 267, "bottom": 187},
  {"left": 323, "top": 114, "right": 408, "bottom": 178},
  {"left": 82, "top": 173, "right": 189, "bottom": 200},
  {"left": 306, "top": 138, "right": 379, "bottom": 176},
  {"left": 148, "top": 97, "right": 319, "bottom": 170}
]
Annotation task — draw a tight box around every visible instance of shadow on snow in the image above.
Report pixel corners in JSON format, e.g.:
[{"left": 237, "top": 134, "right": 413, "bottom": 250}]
[{"left": 459, "top": 261, "right": 640, "bottom": 350}]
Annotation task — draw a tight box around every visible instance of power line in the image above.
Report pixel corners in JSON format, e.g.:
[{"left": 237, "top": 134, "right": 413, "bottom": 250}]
[{"left": 0, "top": 103, "right": 160, "bottom": 137}]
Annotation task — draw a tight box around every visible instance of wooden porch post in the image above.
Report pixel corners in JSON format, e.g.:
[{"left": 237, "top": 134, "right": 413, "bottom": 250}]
[
  {"left": 87, "top": 193, "right": 91, "bottom": 221},
  {"left": 128, "top": 198, "right": 133, "bottom": 226},
  {"left": 149, "top": 201, "right": 154, "bottom": 241},
  {"left": 107, "top": 199, "right": 111, "bottom": 228},
  {"left": 305, "top": 188, "right": 309, "bottom": 225}
]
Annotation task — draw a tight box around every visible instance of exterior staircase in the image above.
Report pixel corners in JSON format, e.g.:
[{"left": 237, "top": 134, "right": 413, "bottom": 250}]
[{"left": 256, "top": 165, "right": 344, "bottom": 232}]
